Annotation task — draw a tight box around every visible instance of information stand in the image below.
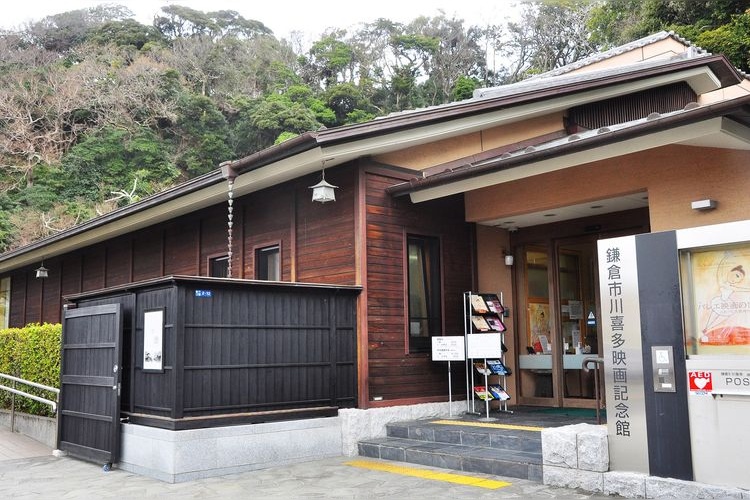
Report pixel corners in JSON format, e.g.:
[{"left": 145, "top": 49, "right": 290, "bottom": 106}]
[
  {"left": 464, "top": 291, "right": 513, "bottom": 420},
  {"left": 431, "top": 336, "right": 465, "bottom": 418}
]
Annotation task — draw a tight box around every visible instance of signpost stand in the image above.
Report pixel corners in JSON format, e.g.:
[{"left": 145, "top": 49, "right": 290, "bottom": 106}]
[{"left": 431, "top": 336, "right": 465, "bottom": 418}]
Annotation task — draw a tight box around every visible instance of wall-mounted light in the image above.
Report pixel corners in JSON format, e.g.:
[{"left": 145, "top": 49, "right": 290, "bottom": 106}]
[
  {"left": 310, "top": 165, "right": 337, "bottom": 203},
  {"left": 691, "top": 199, "right": 717, "bottom": 211},
  {"left": 35, "top": 263, "right": 49, "bottom": 279},
  {"left": 504, "top": 254, "right": 514, "bottom": 266}
]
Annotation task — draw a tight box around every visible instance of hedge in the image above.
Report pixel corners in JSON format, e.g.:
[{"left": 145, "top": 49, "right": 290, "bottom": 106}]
[{"left": 0, "top": 323, "right": 61, "bottom": 417}]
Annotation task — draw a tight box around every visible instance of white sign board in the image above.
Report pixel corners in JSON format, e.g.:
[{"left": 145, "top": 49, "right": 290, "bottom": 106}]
[
  {"left": 431, "top": 336, "right": 465, "bottom": 361},
  {"left": 466, "top": 333, "right": 503, "bottom": 358}
]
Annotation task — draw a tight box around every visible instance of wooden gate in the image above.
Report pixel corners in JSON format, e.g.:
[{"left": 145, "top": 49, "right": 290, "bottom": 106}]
[{"left": 58, "top": 304, "right": 123, "bottom": 467}]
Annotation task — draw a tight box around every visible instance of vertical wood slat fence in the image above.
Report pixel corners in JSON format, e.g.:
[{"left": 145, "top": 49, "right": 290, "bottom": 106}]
[{"left": 68, "top": 276, "right": 360, "bottom": 430}]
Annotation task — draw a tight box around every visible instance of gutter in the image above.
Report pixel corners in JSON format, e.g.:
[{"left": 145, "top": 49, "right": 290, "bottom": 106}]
[{"left": 386, "top": 94, "right": 750, "bottom": 198}]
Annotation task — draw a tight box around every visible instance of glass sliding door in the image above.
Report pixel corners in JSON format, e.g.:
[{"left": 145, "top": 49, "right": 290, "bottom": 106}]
[
  {"left": 516, "top": 239, "right": 602, "bottom": 407},
  {"left": 518, "top": 247, "right": 555, "bottom": 402},
  {"left": 557, "top": 240, "right": 601, "bottom": 406}
]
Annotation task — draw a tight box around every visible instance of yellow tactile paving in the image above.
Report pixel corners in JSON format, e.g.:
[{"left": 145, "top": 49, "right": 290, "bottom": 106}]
[
  {"left": 430, "top": 419, "right": 545, "bottom": 432},
  {"left": 345, "top": 459, "right": 512, "bottom": 490}
]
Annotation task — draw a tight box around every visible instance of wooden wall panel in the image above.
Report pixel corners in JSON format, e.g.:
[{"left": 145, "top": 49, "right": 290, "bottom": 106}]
[
  {"left": 132, "top": 228, "right": 162, "bottom": 282},
  {"left": 365, "top": 169, "right": 472, "bottom": 401},
  {"left": 61, "top": 255, "right": 82, "bottom": 298},
  {"left": 9, "top": 271, "right": 27, "bottom": 327},
  {"left": 199, "top": 207, "right": 228, "bottom": 276},
  {"left": 164, "top": 218, "right": 199, "bottom": 275},
  {"left": 241, "top": 186, "right": 292, "bottom": 280},
  {"left": 41, "top": 260, "right": 62, "bottom": 323},
  {"left": 105, "top": 237, "right": 131, "bottom": 287},
  {"left": 295, "top": 167, "right": 356, "bottom": 284},
  {"left": 81, "top": 248, "right": 106, "bottom": 292},
  {"left": 24, "top": 269, "right": 42, "bottom": 324}
]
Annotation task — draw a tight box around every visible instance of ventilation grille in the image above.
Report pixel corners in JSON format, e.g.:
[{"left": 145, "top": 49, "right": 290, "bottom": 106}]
[{"left": 568, "top": 82, "right": 696, "bottom": 131}]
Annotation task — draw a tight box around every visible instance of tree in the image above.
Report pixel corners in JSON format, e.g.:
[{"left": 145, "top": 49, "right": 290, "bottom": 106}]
[{"left": 24, "top": 4, "right": 133, "bottom": 52}]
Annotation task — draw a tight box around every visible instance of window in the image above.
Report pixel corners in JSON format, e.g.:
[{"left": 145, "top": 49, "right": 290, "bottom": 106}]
[
  {"left": 209, "top": 255, "right": 229, "bottom": 278},
  {"left": 0, "top": 277, "right": 9, "bottom": 329},
  {"left": 407, "top": 235, "right": 442, "bottom": 351},
  {"left": 256, "top": 245, "right": 280, "bottom": 281}
]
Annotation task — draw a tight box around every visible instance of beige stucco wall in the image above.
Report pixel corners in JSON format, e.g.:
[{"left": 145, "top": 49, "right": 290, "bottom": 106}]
[
  {"left": 373, "top": 114, "right": 564, "bottom": 170},
  {"left": 465, "top": 144, "right": 750, "bottom": 232},
  {"left": 475, "top": 225, "right": 517, "bottom": 399},
  {"left": 566, "top": 37, "right": 689, "bottom": 74}
]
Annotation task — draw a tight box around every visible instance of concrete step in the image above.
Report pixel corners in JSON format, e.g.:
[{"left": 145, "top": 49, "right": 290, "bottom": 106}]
[{"left": 357, "top": 418, "right": 544, "bottom": 481}]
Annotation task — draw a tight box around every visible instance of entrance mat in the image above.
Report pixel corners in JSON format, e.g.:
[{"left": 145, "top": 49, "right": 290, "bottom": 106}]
[{"left": 528, "top": 407, "right": 605, "bottom": 419}]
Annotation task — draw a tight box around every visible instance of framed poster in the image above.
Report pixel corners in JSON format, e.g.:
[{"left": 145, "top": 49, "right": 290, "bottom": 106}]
[
  {"left": 527, "top": 301, "right": 550, "bottom": 349},
  {"left": 681, "top": 244, "right": 750, "bottom": 355},
  {"left": 143, "top": 308, "right": 164, "bottom": 372}
]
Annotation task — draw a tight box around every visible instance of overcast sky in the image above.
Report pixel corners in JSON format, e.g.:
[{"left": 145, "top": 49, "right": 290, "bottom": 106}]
[{"left": 1, "top": 1, "right": 526, "bottom": 41}]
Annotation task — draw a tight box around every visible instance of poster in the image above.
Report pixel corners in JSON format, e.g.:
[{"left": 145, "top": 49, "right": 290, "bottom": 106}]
[
  {"left": 685, "top": 246, "right": 750, "bottom": 354},
  {"left": 527, "top": 302, "right": 550, "bottom": 350},
  {"left": 143, "top": 309, "right": 164, "bottom": 371}
]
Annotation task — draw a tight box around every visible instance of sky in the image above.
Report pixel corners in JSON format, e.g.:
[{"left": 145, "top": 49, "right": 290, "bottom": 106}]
[{"left": 1, "top": 0, "right": 527, "bottom": 41}]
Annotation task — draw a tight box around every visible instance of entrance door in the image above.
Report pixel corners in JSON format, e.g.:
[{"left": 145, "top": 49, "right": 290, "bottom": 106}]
[
  {"left": 58, "top": 304, "right": 123, "bottom": 467},
  {"left": 556, "top": 239, "right": 600, "bottom": 406},
  {"left": 516, "top": 239, "right": 601, "bottom": 407}
]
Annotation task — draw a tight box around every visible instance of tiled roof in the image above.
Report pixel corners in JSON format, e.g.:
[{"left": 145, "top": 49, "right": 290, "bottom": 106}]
[{"left": 529, "top": 31, "right": 707, "bottom": 80}]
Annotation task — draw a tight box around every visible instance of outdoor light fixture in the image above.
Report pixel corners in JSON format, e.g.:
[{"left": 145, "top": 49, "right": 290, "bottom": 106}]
[
  {"left": 691, "top": 199, "right": 717, "bottom": 211},
  {"left": 504, "top": 254, "right": 514, "bottom": 266},
  {"left": 35, "top": 263, "right": 49, "bottom": 279},
  {"left": 310, "top": 166, "right": 337, "bottom": 203}
]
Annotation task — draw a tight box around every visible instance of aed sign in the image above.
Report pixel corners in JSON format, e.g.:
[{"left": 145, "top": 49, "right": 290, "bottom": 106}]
[{"left": 688, "top": 371, "right": 713, "bottom": 392}]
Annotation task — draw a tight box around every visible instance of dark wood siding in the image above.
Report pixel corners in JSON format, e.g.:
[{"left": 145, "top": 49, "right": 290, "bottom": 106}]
[
  {"left": 5, "top": 165, "right": 360, "bottom": 326},
  {"left": 132, "top": 228, "right": 162, "bottom": 282},
  {"left": 242, "top": 185, "right": 293, "bottom": 280},
  {"left": 295, "top": 167, "right": 356, "bottom": 284},
  {"left": 365, "top": 169, "right": 472, "bottom": 401},
  {"left": 199, "top": 207, "right": 229, "bottom": 276},
  {"left": 164, "top": 219, "right": 199, "bottom": 275},
  {"left": 105, "top": 237, "right": 131, "bottom": 287},
  {"left": 81, "top": 247, "right": 106, "bottom": 292},
  {"left": 41, "top": 264, "right": 62, "bottom": 324}
]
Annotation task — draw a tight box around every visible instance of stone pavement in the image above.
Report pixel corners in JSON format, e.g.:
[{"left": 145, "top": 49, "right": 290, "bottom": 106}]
[{"left": 0, "top": 426, "right": 617, "bottom": 499}]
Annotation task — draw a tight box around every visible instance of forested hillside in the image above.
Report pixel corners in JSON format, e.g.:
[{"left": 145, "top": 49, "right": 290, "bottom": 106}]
[{"left": 0, "top": 0, "right": 747, "bottom": 251}]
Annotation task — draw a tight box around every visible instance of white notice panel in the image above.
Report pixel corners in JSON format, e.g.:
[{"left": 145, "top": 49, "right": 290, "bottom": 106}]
[
  {"left": 432, "top": 336, "right": 466, "bottom": 361},
  {"left": 466, "top": 333, "right": 503, "bottom": 358}
]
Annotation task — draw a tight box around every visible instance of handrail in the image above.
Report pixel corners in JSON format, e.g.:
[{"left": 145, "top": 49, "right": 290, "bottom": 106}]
[
  {"left": 582, "top": 357, "right": 605, "bottom": 425},
  {"left": 0, "top": 372, "right": 59, "bottom": 419}
]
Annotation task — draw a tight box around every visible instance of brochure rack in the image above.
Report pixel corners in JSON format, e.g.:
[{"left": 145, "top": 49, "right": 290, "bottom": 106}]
[{"left": 464, "top": 291, "right": 513, "bottom": 419}]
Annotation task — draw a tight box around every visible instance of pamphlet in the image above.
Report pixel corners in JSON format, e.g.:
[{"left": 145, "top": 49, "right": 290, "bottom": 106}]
[
  {"left": 474, "top": 362, "right": 491, "bottom": 376},
  {"left": 470, "top": 295, "right": 488, "bottom": 314},
  {"left": 485, "top": 316, "right": 506, "bottom": 332},
  {"left": 471, "top": 315, "right": 490, "bottom": 331},
  {"left": 474, "top": 386, "right": 494, "bottom": 400},
  {"left": 488, "top": 385, "right": 511, "bottom": 400},
  {"left": 486, "top": 359, "right": 511, "bottom": 376},
  {"left": 484, "top": 296, "right": 505, "bottom": 315}
]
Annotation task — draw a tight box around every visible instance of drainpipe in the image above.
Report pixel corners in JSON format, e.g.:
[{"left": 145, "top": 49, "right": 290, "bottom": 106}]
[{"left": 221, "top": 162, "right": 238, "bottom": 278}]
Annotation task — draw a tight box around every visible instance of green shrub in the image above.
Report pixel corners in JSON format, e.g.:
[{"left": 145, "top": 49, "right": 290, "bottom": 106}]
[{"left": 0, "top": 323, "right": 61, "bottom": 417}]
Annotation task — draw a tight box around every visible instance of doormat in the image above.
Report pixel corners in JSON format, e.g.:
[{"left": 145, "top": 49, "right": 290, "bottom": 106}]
[{"left": 531, "top": 407, "right": 605, "bottom": 419}]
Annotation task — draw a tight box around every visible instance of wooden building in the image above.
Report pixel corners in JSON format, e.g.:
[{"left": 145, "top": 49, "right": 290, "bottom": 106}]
[{"left": 1, "top": 30, "right": 749, "bottom": 421}]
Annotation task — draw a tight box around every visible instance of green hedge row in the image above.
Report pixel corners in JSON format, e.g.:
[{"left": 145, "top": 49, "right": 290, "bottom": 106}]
[{"left": 0, "top": 323, "right": 61, "bottom": 417}]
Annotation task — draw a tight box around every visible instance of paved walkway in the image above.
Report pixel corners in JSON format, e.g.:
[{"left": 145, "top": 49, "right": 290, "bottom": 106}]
[{"left": 0, "top": 426, "right": 618, "bottom": 499}]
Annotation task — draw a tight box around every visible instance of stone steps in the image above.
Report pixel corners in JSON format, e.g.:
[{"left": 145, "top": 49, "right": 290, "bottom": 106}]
[{"left": 357, "top": 418, "right": 544, "bottom": 481}]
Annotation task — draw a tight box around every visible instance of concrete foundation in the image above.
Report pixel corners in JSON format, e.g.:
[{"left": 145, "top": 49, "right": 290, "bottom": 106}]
[
  {"left": 119, "top": 416, "right": 343, "bottom": 483},
  {"left": 0, "top": 409, "right": 56, "bottom": 448}
]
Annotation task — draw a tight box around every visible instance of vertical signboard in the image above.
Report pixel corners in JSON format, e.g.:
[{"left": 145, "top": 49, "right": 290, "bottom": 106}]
[{"left": 598, "top": 236, "right": 649, "bottom": 473}]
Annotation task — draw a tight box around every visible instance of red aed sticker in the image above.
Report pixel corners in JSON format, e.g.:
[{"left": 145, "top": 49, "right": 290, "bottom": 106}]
[{"left": 688, "top": 371, "right": 713, "bottom": 391}]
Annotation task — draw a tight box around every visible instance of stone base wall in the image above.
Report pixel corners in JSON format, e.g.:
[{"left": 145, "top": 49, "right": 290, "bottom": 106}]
[
  {"left": 119, "top": 417, "right": 343, "bottom": 483},
  {"left": 541, "top": 423, "right": 749, "bottom": 499},
  {"left": 0, "top": 409, "right": 57, "bottom": 448},
  {"left": 339, "top": 402, "right": 453, "bottom": 456}
]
